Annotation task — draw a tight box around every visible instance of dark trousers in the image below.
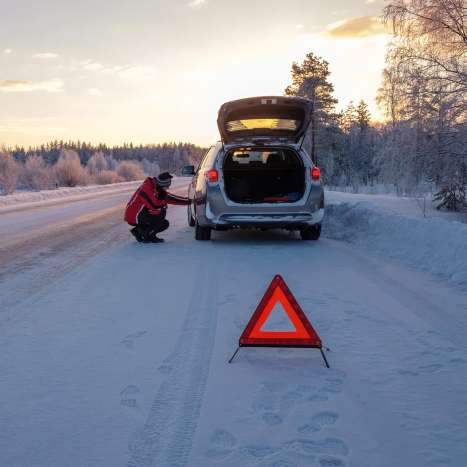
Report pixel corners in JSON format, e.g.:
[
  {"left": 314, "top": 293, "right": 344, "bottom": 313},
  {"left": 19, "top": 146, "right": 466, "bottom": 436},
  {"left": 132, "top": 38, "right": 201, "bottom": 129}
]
[{"left": 137, "top": 208, "right": 169, "bottom": 234}]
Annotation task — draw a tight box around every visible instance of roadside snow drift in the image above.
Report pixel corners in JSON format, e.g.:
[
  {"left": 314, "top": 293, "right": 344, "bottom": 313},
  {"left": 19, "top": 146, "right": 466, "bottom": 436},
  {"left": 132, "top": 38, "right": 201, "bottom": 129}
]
[{"left": 323, "top": 201, "right": 467, "bottom": 288}]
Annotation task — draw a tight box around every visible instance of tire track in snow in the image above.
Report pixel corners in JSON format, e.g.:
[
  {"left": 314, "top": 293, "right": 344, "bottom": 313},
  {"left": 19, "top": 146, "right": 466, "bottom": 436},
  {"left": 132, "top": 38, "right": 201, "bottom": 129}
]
[{"left": 127, "top": 262, "right": 219, "bottom": 467}]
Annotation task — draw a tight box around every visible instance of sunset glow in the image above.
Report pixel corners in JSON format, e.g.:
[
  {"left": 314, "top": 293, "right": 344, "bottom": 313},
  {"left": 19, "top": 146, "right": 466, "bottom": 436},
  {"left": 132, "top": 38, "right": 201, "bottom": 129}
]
[{"left": 1, "top": 0, "right": 390, "bottom": 147}]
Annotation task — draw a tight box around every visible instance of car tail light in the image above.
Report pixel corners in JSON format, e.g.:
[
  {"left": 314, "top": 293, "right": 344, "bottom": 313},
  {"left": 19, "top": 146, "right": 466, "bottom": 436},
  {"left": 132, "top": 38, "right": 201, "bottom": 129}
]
[
  {"left": 205, "top": 169, "right": 219, "bottom": 183},
  {"left": 311, "top": 167, "right": 320, "bottom": 181}
]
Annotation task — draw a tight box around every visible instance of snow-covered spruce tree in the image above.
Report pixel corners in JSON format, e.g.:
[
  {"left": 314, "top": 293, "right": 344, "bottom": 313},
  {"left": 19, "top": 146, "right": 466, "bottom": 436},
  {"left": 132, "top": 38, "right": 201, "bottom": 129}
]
[{"left": 284, "top": 52, "right": 338, "bottom": 166}]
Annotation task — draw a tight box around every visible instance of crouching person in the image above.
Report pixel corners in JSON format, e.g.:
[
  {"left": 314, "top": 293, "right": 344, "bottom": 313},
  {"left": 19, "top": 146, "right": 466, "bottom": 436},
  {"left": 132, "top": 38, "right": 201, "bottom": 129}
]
[{"left": 124, "top": 172, "right": 189, "bottom": 243}]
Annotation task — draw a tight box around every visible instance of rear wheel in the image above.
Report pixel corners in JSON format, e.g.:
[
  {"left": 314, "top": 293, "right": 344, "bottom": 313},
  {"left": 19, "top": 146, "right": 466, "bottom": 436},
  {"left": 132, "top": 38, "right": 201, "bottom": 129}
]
[
  {"left": 195, "top": 220, "right": 212, "bottom": 241},
  {"left": 187, "top": 203, "right": 195, "bottom": 227},
  {"left": 300, "top": 224, "right": 321, "bottom": 241}
]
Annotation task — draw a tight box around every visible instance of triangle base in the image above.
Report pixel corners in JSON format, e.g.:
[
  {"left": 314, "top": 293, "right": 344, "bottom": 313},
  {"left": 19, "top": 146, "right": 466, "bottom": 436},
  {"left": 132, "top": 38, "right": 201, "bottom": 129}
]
[
  {"left": 228, "top": 345, "right": 330, "bottom": 368},
  {"left": 239, "top": 342, "right": 322, "bottom": 348}
]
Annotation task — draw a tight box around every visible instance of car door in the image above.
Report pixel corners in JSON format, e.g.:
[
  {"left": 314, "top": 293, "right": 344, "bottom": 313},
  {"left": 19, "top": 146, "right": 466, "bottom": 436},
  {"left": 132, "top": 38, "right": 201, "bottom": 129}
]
[{"left": 189, "top": 145, "right": 214, "bottom": 200}]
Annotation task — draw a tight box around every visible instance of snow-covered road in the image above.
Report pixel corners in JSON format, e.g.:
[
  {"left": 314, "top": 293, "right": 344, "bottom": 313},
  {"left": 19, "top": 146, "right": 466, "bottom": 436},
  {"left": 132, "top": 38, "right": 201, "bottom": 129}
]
[{"left": 1, "top": 186, "right": 466, "bottom": 467}]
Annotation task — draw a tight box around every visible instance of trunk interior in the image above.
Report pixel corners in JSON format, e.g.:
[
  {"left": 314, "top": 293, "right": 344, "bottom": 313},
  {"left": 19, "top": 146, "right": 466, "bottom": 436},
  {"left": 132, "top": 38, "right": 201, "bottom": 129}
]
[{"left": 223, "top": 147, "right": 305, "bottom": 204}]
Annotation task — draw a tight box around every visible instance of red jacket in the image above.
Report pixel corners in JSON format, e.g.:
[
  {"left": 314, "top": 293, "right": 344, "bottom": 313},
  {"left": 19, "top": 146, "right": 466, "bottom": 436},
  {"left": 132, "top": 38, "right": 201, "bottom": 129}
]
[{"left": 124, "top": 177, "right": 189, "bottom": 225}]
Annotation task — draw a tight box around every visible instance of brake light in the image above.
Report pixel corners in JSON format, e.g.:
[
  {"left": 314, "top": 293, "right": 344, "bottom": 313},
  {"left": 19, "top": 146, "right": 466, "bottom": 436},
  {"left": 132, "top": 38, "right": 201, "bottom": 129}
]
[
  {"left": 205, "top": 169, "right": 218, "bottom": 183},
  {"left": 311, "top": 167, "right": 320, "bottom": 181}
]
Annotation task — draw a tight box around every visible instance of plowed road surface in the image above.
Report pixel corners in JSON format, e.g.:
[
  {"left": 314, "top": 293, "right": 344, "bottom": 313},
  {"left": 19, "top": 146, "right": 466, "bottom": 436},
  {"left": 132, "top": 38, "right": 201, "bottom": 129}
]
[{"left": 1, "top": 181, "right": 466, "bottom": 467}]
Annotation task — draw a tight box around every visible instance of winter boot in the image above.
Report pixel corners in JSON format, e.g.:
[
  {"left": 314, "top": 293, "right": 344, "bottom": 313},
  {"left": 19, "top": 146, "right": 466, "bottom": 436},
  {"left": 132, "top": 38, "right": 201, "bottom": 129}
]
[
  {"left": 146, "top": 229, "right": 165, "bottom": 243},
  {"left": 130, "top": 226, "right": 150, "bottom": 243},
  {"left": 130, "top": 227, "right": 143, "bottom": 242}
]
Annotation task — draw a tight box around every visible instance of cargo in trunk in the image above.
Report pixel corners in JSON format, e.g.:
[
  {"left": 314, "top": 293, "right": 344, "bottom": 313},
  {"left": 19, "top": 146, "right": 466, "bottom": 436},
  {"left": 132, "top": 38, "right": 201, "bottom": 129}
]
[{"left": 223, "top": 148, "right": 305, "bottom": 204}]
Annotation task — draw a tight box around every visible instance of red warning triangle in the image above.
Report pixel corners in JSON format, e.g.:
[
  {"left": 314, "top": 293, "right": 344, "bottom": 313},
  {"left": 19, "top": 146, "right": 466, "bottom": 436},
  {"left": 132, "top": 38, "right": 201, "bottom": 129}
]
[{"left": 239, "top": 275, "right": 322, "bottom": 348}]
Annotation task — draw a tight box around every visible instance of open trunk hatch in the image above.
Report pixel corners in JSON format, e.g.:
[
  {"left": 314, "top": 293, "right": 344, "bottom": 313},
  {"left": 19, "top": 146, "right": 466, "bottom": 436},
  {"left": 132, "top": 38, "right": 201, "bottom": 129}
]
[
  {"left": 217, "top": 96, "right": 313, "bottom": 144},
  {"left": 223, "top": 147, "right": 305, "bottom": 204}
]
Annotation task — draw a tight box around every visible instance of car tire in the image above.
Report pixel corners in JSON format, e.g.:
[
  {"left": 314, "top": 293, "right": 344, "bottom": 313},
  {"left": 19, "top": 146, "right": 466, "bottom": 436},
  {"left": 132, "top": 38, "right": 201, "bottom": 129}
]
[
  {"left": 300, "top": 224, "right": 321, "bottom": 240},
  {"left": 187, "top": 203, "right": 195, "bottom": 227},
  {"left": 195, "top": 220, "right": 211, "bottom": 241}
]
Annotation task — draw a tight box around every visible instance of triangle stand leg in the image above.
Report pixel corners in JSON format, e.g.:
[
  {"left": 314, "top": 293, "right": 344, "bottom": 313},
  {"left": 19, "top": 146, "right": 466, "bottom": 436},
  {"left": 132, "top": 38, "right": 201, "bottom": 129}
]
[
  {"left": 228, "top": 347, "right": 240, "bottom": 364},
  {"left": 320, "top": 347, "right": 330, "bottom": 368}
]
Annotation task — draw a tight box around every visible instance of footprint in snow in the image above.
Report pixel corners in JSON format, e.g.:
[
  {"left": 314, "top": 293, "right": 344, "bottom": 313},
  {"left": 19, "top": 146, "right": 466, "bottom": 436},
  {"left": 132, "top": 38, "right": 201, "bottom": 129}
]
[
  {"left": 308, "top": 393, "right": 329, "bottom": 402},
  {"left": 418, "top": 363, "right": 443, "bottom": 373},
  {"left": 319, "top": 377, "right": 344, "bottom": 395},
  {"left": 261, "top": 460, "right": 298, "bottom": 467},
  {"left": 121, "top": 330, "right": 147, "bottom": 349},
  {"left": 284, "top": 438, "right": 348, "bottom": 457},
  {"left": 157, "top": 363, "right": 172, "bottom": 374},
  {"left": 120, "top": 385, "right": 140, "bottom": 408},
  {"left": 449, "top": 357, "right": 467, "bottom": 364},
  {"left": 239, "top": 445, "right": 278, "bottom": 459},
  {"left": 319, "top": 456, "right": 346, "bottom": 466},
  {"left": 262, "top": 412, "right": 283, "bottom": 426},
  {"left": 205, "top": 429, "right": 237, "bottom": 459},
  {"left": 398, "top": 369, "right": 419, "bottom": 376},
  {"left": 280, "top": 390, "right": 304, "bottom": 410},
  {"left": 298, "top": 412, "right": 339, "bottom": 434}
]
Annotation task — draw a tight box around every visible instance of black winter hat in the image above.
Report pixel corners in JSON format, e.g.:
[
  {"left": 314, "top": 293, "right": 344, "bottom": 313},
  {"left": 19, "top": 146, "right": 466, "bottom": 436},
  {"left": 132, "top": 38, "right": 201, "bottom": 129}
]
[{"left": 154, "top": 172, "right": 173, "bottom": 188}]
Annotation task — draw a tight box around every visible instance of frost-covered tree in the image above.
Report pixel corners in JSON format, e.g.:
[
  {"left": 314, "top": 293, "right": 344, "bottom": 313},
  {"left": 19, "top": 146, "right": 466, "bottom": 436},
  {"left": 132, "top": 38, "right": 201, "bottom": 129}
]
[
  {"left": 116, "top": 161, "right": 145, "bottom": 181},
  {"left": 54, "top": 149, "right": 86, "bottom": 187},
  {"left": 0, "top": 152, "right": 21, "bottom": 194},
  {"left": 377, "top": 0, "right": 467, "bottom": 208},
  {"left": 140, "top": 158, "right": 161, "bottom": 176},
  {"left": 96, "top": 170, "right": 122, "bottom": 185},
  {"left": 23, "top": 155, "right": 52, "bottom": 190},
  {"left": 87, "top": 152, "right": 108, "bottom": 175}
]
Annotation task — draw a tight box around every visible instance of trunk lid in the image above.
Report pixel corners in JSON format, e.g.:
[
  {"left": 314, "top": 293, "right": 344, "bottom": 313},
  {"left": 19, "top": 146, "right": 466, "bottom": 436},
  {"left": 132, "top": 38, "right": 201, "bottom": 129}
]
[{"left": 217, "top": 96, "right": 313, "bottom": 144}]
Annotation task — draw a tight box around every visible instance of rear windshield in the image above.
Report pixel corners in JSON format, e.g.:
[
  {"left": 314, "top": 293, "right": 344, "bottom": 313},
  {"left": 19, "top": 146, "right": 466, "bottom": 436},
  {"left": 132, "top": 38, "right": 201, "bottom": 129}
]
[
  {"left": 226, "top": 118, "right": 300, "bottom": 133},
  {"left": 224, "top": 148, "right": 302, "bottom": 169}
]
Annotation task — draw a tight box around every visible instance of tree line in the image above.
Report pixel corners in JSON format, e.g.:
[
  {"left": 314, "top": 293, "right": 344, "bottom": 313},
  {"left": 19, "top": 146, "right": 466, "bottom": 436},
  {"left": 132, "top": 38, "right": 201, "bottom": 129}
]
[{"left": 0, "top": 142, "right": 207, "bottom": 194}]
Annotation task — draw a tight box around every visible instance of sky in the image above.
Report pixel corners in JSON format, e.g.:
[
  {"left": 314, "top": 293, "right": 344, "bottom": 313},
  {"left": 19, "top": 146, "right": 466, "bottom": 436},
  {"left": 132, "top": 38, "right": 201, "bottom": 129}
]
[{"left": 0, "top": 0, "right": 391, "bottom": 148}]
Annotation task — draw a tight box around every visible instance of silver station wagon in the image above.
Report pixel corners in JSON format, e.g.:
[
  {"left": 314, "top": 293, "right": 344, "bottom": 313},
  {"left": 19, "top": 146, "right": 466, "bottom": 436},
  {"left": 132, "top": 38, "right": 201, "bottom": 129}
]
[{"left": 185, "top": 96, "right": 325, "bottom": 241}]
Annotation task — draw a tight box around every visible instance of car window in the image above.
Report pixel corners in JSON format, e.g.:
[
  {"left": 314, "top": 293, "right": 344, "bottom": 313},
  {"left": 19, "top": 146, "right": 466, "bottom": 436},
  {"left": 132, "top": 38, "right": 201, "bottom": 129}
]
[{"left": 199, "top": 146, "right": 218, "bottom": 171}]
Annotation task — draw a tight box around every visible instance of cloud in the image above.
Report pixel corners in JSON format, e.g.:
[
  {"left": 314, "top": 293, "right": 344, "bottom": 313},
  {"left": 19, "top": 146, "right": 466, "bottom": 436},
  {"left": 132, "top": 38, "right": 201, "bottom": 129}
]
[
  {"left": 67, "top": 58, "right": 156, "bottom": 83},
  {"left": 33, "top": 52, "right": 59, "bottom": 59},
  {"left": 0, "top": 79, "right": 64, "bottom": 93},
  {"left": 3, "top": 49, "right": 12, "bottom": 54},
  {"left": 325, "top": 16, "right": 389, "bottom": 38},
  {"left": 82, "top": 60, "right": 104, "bottom": 71},
  {"left": 188, "top": 0, "right": 206, "bottom": 7},
  {"left": 118, "top": 66, "right": 156, "bottom": 81},
  {"left": 88, "top": 88, "right": 103, "bottom": 96}
]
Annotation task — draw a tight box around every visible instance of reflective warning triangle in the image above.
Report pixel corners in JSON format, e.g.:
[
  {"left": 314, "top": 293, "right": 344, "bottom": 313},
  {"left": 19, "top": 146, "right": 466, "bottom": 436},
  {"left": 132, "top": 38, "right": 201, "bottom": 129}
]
[{"left": 239, "top": 275, "right": 322, "bottom": 348}]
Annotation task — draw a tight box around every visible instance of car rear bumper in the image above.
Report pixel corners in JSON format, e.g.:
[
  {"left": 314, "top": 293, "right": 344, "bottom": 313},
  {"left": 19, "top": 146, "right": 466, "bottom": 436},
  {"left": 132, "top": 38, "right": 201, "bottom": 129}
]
[{"left": 201, "top": 207, "right": 324, "bottom": 229}]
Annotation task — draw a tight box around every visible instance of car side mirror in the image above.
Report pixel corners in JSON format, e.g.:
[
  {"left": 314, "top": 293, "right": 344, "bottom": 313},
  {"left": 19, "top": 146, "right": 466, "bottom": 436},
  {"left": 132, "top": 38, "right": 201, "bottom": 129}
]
[{"left": 181, "top": 165, "right": 195, "bottom": 176}]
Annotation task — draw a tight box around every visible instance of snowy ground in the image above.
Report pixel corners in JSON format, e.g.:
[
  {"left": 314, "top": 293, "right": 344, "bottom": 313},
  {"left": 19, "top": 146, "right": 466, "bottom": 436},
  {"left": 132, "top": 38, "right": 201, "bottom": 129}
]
[{"left": 1, "top": 184, "right": 466, "bottom": 467}]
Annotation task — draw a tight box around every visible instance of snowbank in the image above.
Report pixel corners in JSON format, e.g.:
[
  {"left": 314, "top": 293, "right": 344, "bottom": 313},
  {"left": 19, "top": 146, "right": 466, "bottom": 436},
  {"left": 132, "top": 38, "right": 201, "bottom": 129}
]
[
  {"left": 323, "top": 200, "right": 467, "bottom": 288},
  {"left": 0, "top": 181, "right": 141, "bottom": 209},
  {"left": 0, "top": 177, "right": 188, "bottom": 213}
]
